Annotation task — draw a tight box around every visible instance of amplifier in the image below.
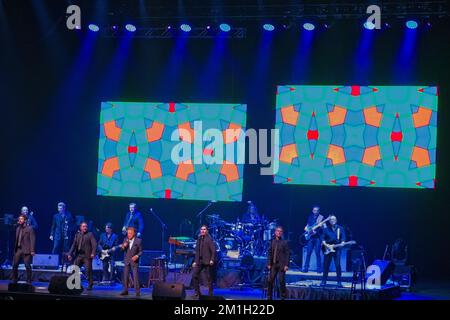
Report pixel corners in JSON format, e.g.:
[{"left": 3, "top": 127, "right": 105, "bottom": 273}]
[{"left": 33, "top": 254, "right": 59, "bottom": 269}]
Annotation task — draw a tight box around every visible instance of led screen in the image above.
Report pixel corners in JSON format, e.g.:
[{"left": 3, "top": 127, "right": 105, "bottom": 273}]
[
  {"left": 274, "top": 85, "right": 437, "bottom": 188},
  {"left": 97, "top": 101, "right": 247, "bottom": 201}
]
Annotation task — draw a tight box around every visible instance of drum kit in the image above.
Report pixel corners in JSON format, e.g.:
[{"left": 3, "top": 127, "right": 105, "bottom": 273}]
[{"left": 206, "top": 214, "right": 278, "bottom": 258}]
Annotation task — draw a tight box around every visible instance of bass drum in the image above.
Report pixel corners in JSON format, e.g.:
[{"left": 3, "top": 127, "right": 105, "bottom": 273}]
[{"left": 219, "top": 233, "right": 243, "bottom": 259}]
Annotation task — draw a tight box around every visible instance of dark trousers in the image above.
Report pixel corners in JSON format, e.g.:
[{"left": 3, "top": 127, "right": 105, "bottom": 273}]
[
  {"left": 303, "top": 237, "right": 322, "bottom": 271},
  {"left": 52, "top": 238, "right": 71, "bottom": 264},
  {"left": 123, "top": 263, "right": 140, "bottom": 294},
  {"left": 12, "top": 249, "right": 32, "bottom": 283},
  {"left": 102, "top": 258, "right": 115, "bottom": 281},
  {"left": 322, "top": 250, "right": 342, "bottom": 284},
  {"left": 74, "top": 255, "right": 93, "bottom": 287},
  {"left": 192, "top": 263, "right": 213, "bottom": 296},
  {"left": 267, "top": 264, "right": 287, "bottom": 299}
]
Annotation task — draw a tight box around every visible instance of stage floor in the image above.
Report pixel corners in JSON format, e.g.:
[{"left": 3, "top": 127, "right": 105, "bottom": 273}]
[{"left": 1, "top": 279, "right": 447, "bottom": 300}]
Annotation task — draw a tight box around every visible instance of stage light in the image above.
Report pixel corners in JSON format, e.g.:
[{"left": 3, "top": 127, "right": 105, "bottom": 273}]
[
  {"left": 180, "top": 24, "right": 191, "bottom": 32},
  {"left": 303, "top": 23, "right": 315, "bottom": 31},
  {"left": 88, "top": 24, "right": 99, "bottom": 32},
  {"left": 206, "top": 25, "right": 211, "bottom": 30},
  {"left": 406, "top": 20, "right": 418, "bottom": 29},
  {"left": 363, "top": 21, "right": 375, "bottom": 30},
  {"left": 219, "top": 23, "right": 231, "bottom": 32},
  {"left": 125, "top": 24, "right": 136, "bottom": 32},
  {"left": 167, "top": 25, "right": 172, "bottom": 30},
  {"left": 263, "top": 23, "right": 275, "bottom": 31}
]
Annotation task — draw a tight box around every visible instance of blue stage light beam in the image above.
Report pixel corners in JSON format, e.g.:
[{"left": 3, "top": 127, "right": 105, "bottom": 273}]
[
  {"left": 180, "top": 24, "right": 192, "bottom": 32},
  {"left": 363, "top": 21, "right": 375, "bottom": 30},
  {"left": 125, "top": 24, "right": 136, "bottom": 32},
  {"left": 406, "top": 20, "right": 418, "bottom": 29},
  {"left": 263, "top": 24, "right": 275, "bottom": 31},
  {"left": 88, "top": 24, "right": 100, "bottom": 32},
  {"left": 219, "top": 23, "right": 231, "bottom": 32},
  {"left": 303, "top": 23, "right": 315, "bottom": 31}
]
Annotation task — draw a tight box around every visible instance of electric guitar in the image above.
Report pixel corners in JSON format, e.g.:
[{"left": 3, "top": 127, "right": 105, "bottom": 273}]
[
  {"left": 322, "top": 240, "right": 356, "bottom": 255},
  {"left": 99, "top": 244, "right": 122, "bottom": 261},
  {"left": 301, "top": 215, "right": 331, "bottom": 242}
]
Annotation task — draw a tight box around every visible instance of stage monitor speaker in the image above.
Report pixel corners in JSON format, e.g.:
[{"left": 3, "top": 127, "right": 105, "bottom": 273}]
[
  {"left": 8, "top": 282, "right": 35, "bottom": 293},
  {"left": 48, "top": 275, "right": 83, "bottom": 295},
  {"left": 200, "top": 295, "right": 226, "bottom": 300},
  {"left": 370, "top": 260, "right": 395, "bottom": 285},
  {"left": 152, "top": 281, "right": 186, "bottom": 300},
  {"left": 139, "top": 250, "right": 164, "bottom": 266},
  {"left": 33, "top": 254, "right": 59, "bottom": 269}
]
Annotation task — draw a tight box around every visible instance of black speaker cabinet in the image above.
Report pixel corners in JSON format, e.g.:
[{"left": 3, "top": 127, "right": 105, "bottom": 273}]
[
  {"left": 48, "top": 275, "right": 83, "bottom": 295},
  {"left": 152, "top": 281, "right": 186, "bottom": 300}
]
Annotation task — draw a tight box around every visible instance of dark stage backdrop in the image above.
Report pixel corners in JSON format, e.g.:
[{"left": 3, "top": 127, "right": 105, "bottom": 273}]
[{"left": 1, "top": 1, "right": 449, "bottom": 281}]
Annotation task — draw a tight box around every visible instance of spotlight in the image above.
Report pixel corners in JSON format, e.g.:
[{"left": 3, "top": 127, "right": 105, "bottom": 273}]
[
  {"left": 180, "top": 24, "right": 191, "bottom": 32},
  {"left": 363, "top": 21, "right": 375, "bottom": 30},
  {"left": 88, "top": 24, "right": 99, "bottom": 32},
  {"left": 219, "top": 23, "right": 231, "bottom": 32},
  {"left": 167, "top": 25, "right": 172, "bottom": 30},
  {"left": 206, "top": 25, "right": 211, "bottom": 30},
  {"left": 263, "top": 23, "right": 275, "bottom": 31},
  {"left": 303, "top": 23, "right": 315, "bottom": 31},
  {"left": 125, "top": 24, "right": 136, "bottom": 32},
  {"left": 406, "top": 20, "right": 418, "bottom": 29}
]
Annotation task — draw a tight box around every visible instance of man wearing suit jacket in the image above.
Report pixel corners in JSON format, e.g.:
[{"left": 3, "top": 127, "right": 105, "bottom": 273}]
[
  {"left": 192, "top": 225, "right": 216, "bottom": 298},
  {"left": 267, "top": 226, "right": 290, "bottom": 300},
  {"left": 116, "top": 227, "right": 143, "bottom": 297},
  {"left": 12, "top": 214, "right": 35, "bottom": 284},
  {"left": 68, "top": 222, "right": 97, "bottom": 290},
  {"left": 50, "top": 202, "right": 76, "bottom": 263},
  {"left": 98, "top": 222, "right": 119, "bottom": 282},
  {"left": 121, "top": 203, "right": 144, "bottom": 238}
]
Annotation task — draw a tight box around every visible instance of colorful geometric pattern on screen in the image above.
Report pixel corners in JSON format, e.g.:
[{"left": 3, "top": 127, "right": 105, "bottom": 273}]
[
  {"left": 275, "top": 85, "right": 437, "bottom": 188},
  {"left": 97, "top": 102, "right": 247, "bottom": 201}
]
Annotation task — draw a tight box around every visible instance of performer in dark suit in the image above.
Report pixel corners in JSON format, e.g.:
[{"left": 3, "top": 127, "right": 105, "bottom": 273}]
[
  {"left": 321, "top": 215, "right": 346, "bottom": 287},
  {"left": 192, "top": 225, "right": 216, "bottom": 298},
  {"left": 20, "top": 206, "right": 38, "bottom": 230},
  {"left": 11, "top": 214, "right": 35, "bottom": 284},
  {"left": 302, "top": 206, "right": 324, "bottom": 273},
  {"left": 68, "top": 222, "right": 97, "bottom": 290},
  {"left": 116, "top": 227, "right": 143, "bottom": 297},
  {"left": 98, "top": 222, "right": 119, "bottom": 282},
  {"left": 121, "top": 203, "right": 144, "bottom": 238},
  {"left": 50, "top": 202, "right": 76, "bottom": 263},
  {"left": 267, "top": 226, "right": 290, "bottom": 300}
]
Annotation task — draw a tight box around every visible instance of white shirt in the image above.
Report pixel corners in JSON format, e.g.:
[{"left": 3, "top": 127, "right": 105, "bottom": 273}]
[{"left": 129, "top": 237, "right": 135, "bottom": 250}]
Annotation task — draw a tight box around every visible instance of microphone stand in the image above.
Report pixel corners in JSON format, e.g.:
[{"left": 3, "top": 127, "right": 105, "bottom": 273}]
[
  {"left": 196, "top": 201, "right": 213, "bottom": 230},
  {"left": 149, "top": 209, "right": 168, "bottom": 256}
]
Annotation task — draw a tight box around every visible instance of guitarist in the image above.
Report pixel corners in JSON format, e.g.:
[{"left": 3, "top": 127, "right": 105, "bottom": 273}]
[
  {"left": 320, "top": 215, "right": 345, "bottom": 287},
  {"left": 302, "top": 206, "right": 324, "bottom": 273},
  {"left": 98, "top": 222, "right": 119, "bottom": 282}
]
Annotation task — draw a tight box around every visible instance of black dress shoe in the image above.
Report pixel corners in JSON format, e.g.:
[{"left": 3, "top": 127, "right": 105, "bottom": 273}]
[
  {"left": 136, "top": 292, "right": 141, "bottom": 297},
  {"left": 120, "top": 291, "right": 129, "bottom": 296},
  {"left": 301, "top": 268, "right": 309, "bottom": 273}
]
